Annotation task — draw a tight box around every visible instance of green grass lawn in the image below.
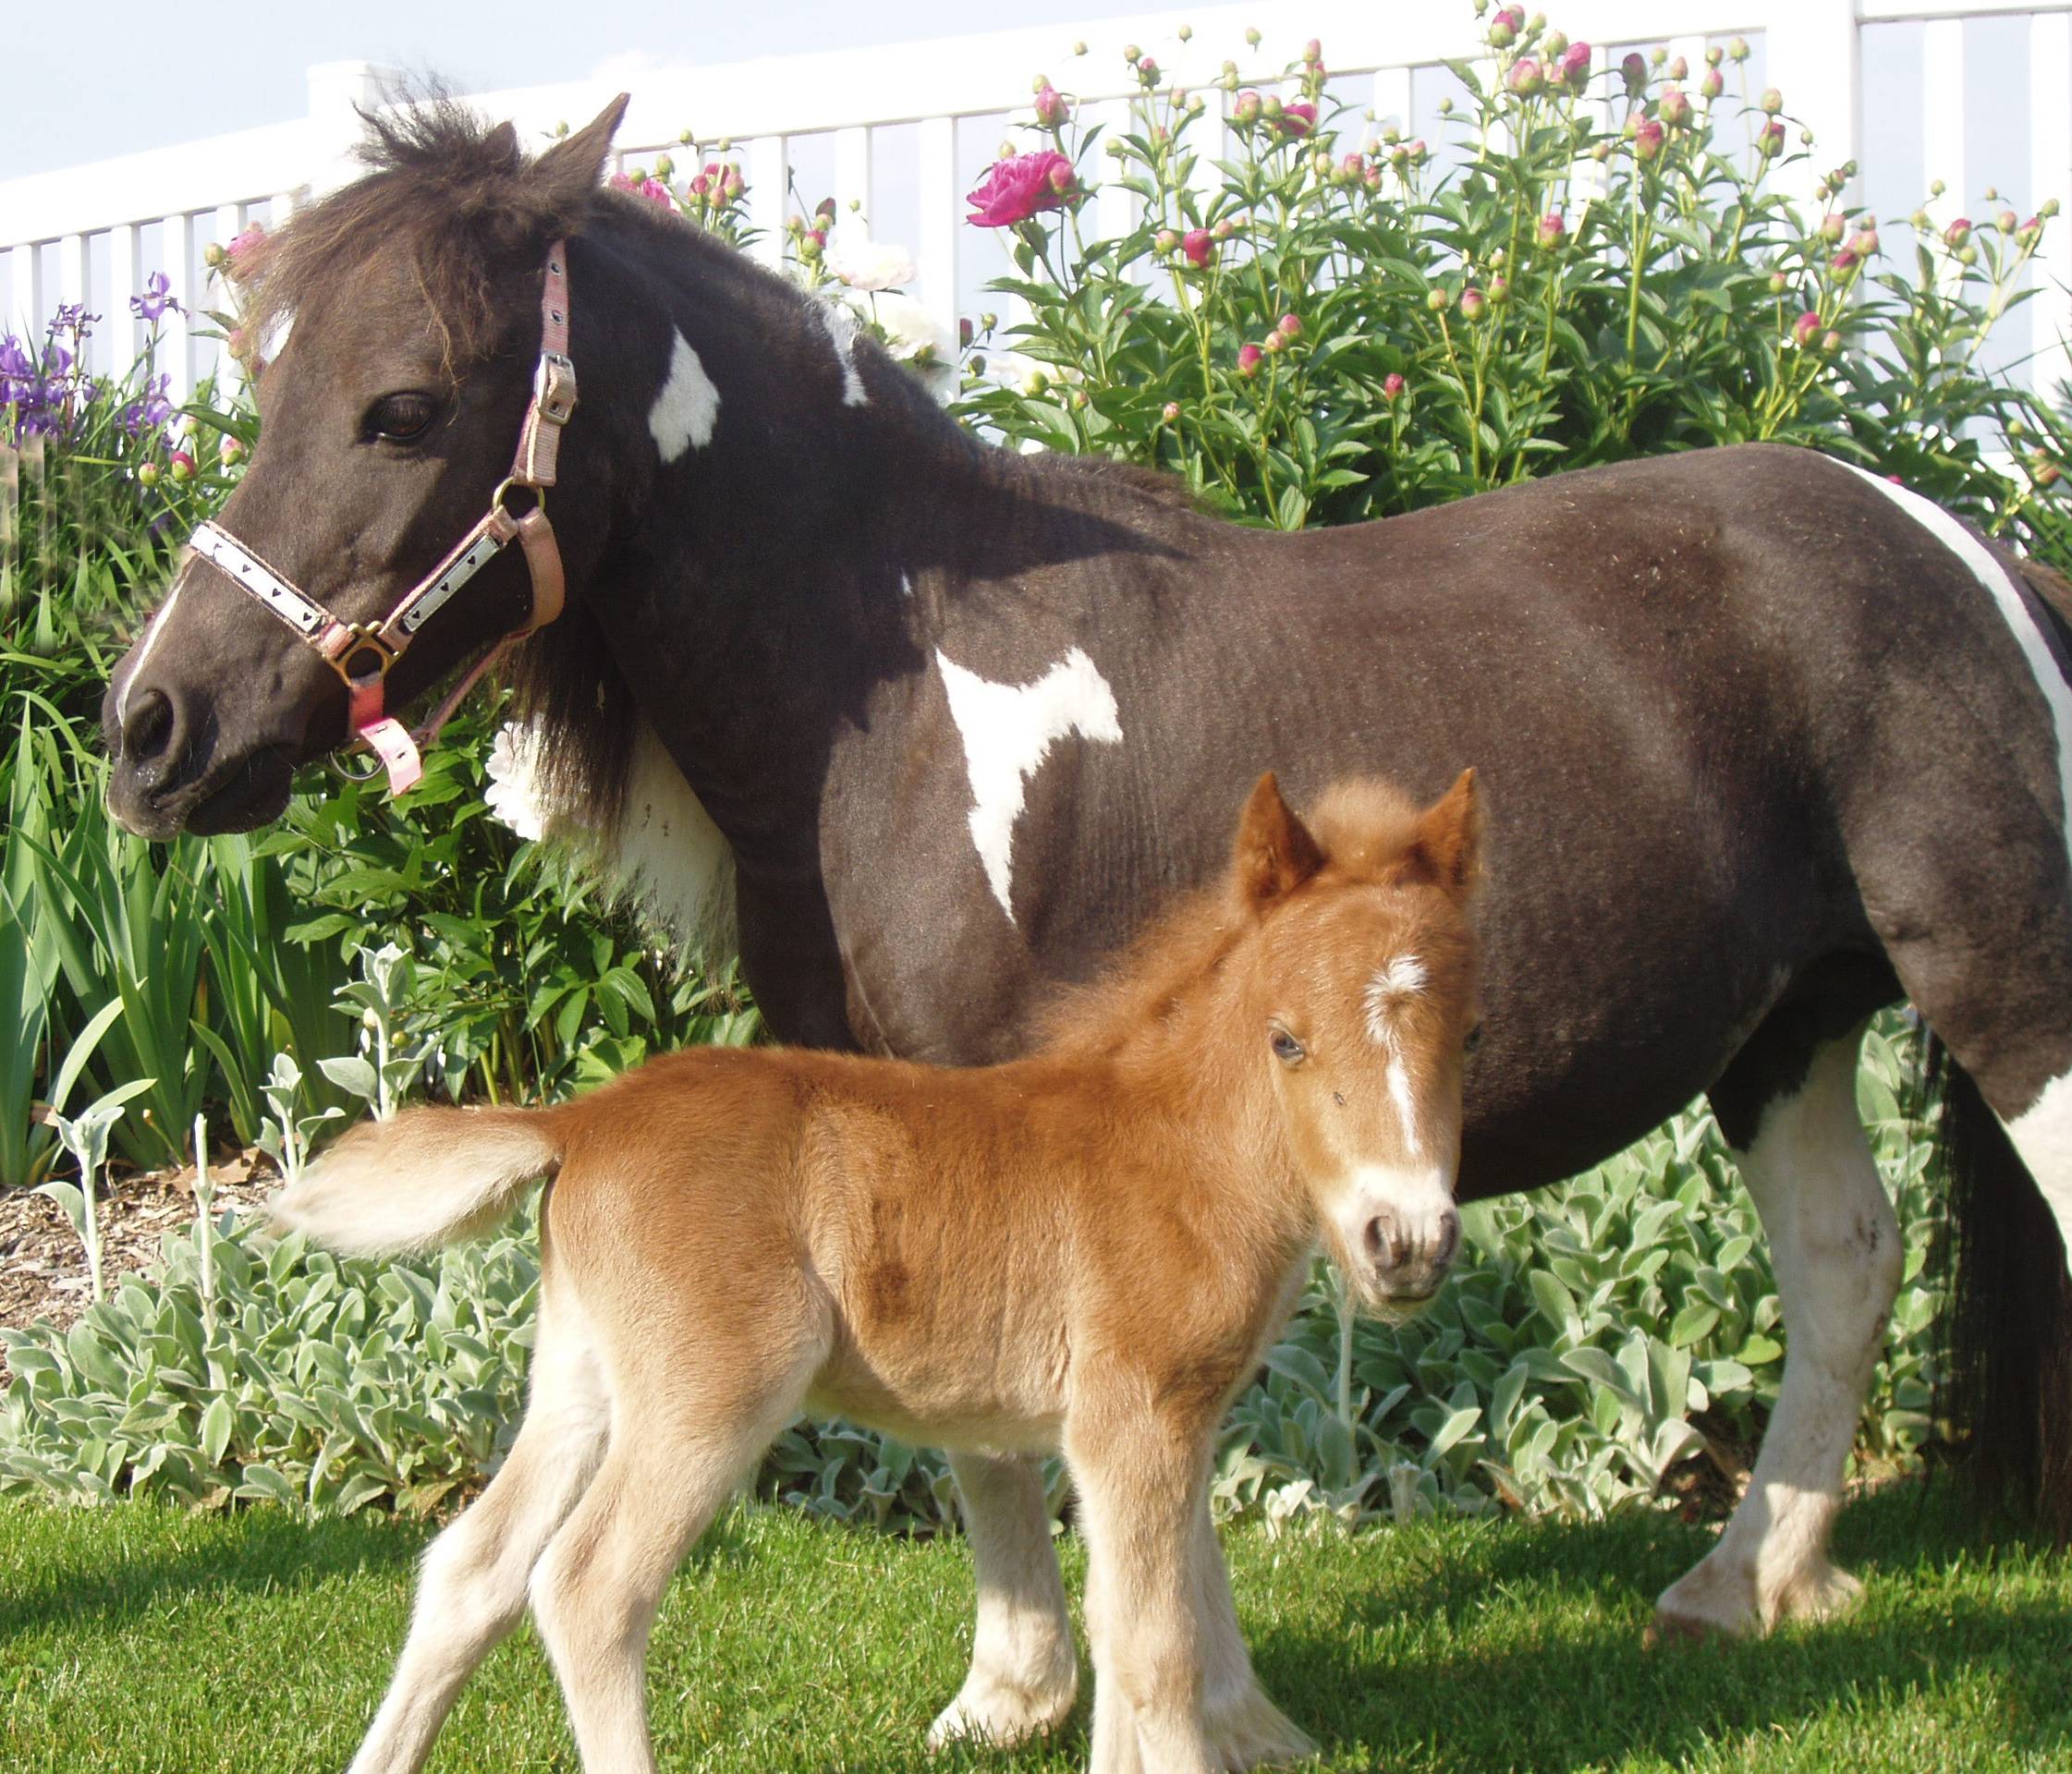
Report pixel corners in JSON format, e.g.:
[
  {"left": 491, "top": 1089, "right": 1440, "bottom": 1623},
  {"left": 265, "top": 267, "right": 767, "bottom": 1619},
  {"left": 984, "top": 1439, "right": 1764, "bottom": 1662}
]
[{"left": 0, "top": 1484, "right": 2065, "bottom": 1772}]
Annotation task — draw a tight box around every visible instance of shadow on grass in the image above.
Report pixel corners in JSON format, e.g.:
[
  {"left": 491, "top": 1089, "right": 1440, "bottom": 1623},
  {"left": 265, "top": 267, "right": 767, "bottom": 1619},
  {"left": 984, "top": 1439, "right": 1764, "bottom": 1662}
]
[
  {"left": 0, "top": 1503, "right": 427, "bottom": 1643},
  {"left": 1247, "top": 1483, "right": 2071, "bottom": 1774}
]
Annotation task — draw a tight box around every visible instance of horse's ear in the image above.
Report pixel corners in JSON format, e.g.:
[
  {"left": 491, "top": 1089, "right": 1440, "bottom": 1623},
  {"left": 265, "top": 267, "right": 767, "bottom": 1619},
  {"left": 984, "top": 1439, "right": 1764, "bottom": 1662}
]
[
  {"left": 531, "top": 93, "right": 631, "bottom": 223},
  {"left": 1235, "top": 772, "right": 1326, "bottom": 911},
  {"left": 1409, "top": 768, "right": 1481, "bottom": 899}
]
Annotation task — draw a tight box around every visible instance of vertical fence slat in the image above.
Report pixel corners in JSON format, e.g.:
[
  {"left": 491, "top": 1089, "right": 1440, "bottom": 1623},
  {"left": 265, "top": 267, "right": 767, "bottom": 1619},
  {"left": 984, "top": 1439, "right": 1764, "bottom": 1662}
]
[
  {"left": 1371, "top": 67, "right": 1412, "bottom": 143},
  {"left": 749, "top": 135, "right": 790, "bottom": 268},
  {"left": 1767, "top": 0, "right": 1859, "bottom": 215},
  {"left": 2032, "top": 11, "right": 2072, "bottom": 405},
  {"left": 917, "top": 115, "right": 958, "bottom": 334},
  {"left": 835, "top": 125, "right": 872, "bottom": 242},
  {"left": 108, "top": 221, "right": 141, "bottom": 375},
  {"left": 1923, "top": 18, "right": 1967, "bottom": 221},
  {"left": 1096, "top": 99, "right": 1137, "bottom": 244},
  {"left": 164, "top": 213, "right": 196, "bottom": 403},
  {"left": 58, "top": 232, "right": 89, "bottom": 322},
  {"left": 7, "top": 244, "right": 41, "bottom": 338}
]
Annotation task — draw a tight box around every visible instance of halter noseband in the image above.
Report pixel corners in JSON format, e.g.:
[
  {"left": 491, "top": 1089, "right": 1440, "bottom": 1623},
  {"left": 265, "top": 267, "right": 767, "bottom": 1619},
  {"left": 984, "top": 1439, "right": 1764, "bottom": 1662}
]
[{"left": 183, "top": 241, "right": 578, "bottom": 796}]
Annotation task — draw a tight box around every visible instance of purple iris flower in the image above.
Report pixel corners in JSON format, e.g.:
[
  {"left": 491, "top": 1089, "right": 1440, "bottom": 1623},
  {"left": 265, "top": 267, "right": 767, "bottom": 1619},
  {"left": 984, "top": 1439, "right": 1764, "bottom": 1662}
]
[{"left": 129, "top": 272, "right": 180, "bottom": 323}]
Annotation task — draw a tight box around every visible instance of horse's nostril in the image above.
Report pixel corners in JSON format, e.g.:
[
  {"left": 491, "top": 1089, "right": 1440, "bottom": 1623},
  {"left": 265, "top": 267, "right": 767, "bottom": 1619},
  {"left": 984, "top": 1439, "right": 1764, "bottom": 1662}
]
[
  {"left": 1364, "top": 1212, "right": 1400, "bottom": 1271},
  {"left": 1434, "top": 1208, "right": 1461, "bottom": 1269},
  {"left": 123, "top": 687, "right": 176, "bottom": 766}
]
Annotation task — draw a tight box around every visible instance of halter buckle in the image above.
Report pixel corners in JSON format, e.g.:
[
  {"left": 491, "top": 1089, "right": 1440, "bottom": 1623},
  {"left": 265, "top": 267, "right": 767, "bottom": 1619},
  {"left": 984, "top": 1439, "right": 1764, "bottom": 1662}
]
[
  {"left": 533, "top": 352, "right": 577, "bottom": 424},
  {"left": 327, "top": 622, "right": 400, "bottom": 684}
]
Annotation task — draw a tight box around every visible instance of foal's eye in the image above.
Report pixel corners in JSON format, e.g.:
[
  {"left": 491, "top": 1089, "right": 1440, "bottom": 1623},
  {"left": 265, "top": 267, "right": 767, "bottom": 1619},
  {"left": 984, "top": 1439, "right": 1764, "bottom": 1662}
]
[
  {"left": 363, "top": 392, "right": 441, "bottom": 444},
  {"left": 1269, "top": 1028, "right": 1306, "bottom": 1065},
  {"left": 1465, "top": 1023, "right": 1484, "bottom": 1054}
]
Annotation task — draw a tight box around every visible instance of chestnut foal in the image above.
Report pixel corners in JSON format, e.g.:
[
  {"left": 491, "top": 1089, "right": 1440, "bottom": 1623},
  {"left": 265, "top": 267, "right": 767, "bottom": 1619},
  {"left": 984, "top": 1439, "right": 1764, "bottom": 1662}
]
[{"left": 276, "top": 768, "right": 1482, "bottom": 1774}]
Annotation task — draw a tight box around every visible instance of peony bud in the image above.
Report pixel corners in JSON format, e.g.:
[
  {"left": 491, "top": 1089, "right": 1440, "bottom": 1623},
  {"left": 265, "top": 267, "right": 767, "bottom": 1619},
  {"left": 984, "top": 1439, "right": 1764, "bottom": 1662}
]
[
  {"left": 168, "top": 450, "right": 196, "bottom": 482},
  {"left": 1634, "top": 117, "right": 1665, "bottom": 162},
  {"left": 1537, "top": 210, "right": 1566, "bottom": 249},
  {"left": 1261, "top": 329, "right": 1285, "bottom": 354},
  {"left": 1657, "top": 86, "right": 1690, "bottom": 127},
  {"left": 1303, "top": 37, "right": 1322, "bottom": 65},
  {"left": 1757, "top": 119, "right": 1785, "bottom": 158},
  {"left": 1700, "top": 67, "right": 1723, "bottom": 100},
  {"left": 1487, "top": 273, "right": 1510, "bottom": 305},
  {"left": 1999, "top": 209, "right": 2019, "bottom": 233},
  {"left": 1459, "top": 286, "right": 1488, "bottom": 322},
  {"left": 1667, "top": 55, "right": 1688, "bottom": 80},
  {"left": 1850, "top": 226, "right": 1879, "bottom": 257},
  {"left": 1183, "top": 228, "right": 1213, "bottom": 267},
  {"left": 1427, "top": 286, "right": 1450, "bottom": 312},
  {"left": 1767, "top": 269, "right": 1788, "bottom": 295},
  {"left": 1162, "top": 400, "right": 1181, "bottom": 422},
  {"left": 1621, "top": 51, "right": 1647, "bottom": 92},
  {"left": 1791, "top": 310, "right": 1821, "bottom": 346},
  {"left": 1508, "top": 57, "right": 1543, "bottom": 96},
  {"left": 1034, "top": 84, "right": 1069, "bottom": 128},
  {"left": 1821, "top": 330, "right": 1841, "bottom": 354},
  {"left": 1382, "top": 371, "right": 1407, "bottom": 401},
  {"left": 1277, "top": 312, "right": 1302, "bottom": 337},
  {"left": 1234, "top": 89, "right": 1262, "bottom": 124},
  {"left": 217, "top": 434, "right": 245, "bottom": 467},
  {"left": 137, "top": 460, "right": 161, "bottom": 487},
  {"left": 1237, "top": 343, "right": 1264, "bottom": 377},
  {"left": 1728, "top": 36, "right": 1750, "bottom": 61},
  {"left": 1830, "top": 248, "right": 1859, "bottom": 275},
  {"left": 1944, "top": 216, "right": 1973, "bottom": 248},
  {"left": 1154, "top": 228, "right": 1178, "bottom": 253},
  {"left": 1820, "top": 212, "right": 1846, "bottom": 244},
  {"left": 1562, "top": 42, "right": 1592, "bottom": 88},
  {"left": 1761, "top": 87, "right": 1783, "bottom": 114}
]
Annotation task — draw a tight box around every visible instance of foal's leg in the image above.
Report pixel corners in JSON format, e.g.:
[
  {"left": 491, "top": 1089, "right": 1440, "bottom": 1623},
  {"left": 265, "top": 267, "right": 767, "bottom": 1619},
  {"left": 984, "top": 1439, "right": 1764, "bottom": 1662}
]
[
  {"left": 347, "top": 1286, "right": 611, "bottom": 1774},
  {"left": 1188, "top": 1495, "right": 1313, "bottom": 1768},
  {"left": 927, "top": 1449, "right": 1079, "bottom": 1749},
  {"left": 1655, "top": 1025, "right": 1902, "bottom": 1638},
  {"left": 1070, "top": 1409, "right": 1220, "bottom": 1774},
  {"left": 528, "top": 1349, "right": 818, "bottom": 1773}
]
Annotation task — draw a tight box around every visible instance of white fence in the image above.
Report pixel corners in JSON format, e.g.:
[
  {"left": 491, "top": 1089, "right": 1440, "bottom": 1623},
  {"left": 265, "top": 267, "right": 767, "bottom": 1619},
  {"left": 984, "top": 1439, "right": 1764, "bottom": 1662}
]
[{"left": 3, "top": 0, "right": 2070, "bottom": 399}]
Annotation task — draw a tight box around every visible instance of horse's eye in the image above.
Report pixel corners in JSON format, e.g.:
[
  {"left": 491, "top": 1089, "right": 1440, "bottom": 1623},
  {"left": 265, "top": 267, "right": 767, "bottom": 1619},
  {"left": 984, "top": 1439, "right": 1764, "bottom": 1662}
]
[
  {"left": 364, "top": 393, "right": 440, "bottom": 444},
  {"left": 1465, "top": 1023, "right": 1483, "bottom": 1053},
  {"left": 1270, "top": 1028, "right": 1306, "bottom": 1065}
]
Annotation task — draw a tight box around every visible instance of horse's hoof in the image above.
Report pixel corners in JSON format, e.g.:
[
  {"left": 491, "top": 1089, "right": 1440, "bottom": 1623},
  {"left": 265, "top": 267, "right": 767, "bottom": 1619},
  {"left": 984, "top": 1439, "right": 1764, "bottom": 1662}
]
[
  {"left": 1650, "top": 1555, "right": 1866, "bottom": 1645},
  {"left": 927, "top": 1671, "right": 1078, "bottom": 1753}
]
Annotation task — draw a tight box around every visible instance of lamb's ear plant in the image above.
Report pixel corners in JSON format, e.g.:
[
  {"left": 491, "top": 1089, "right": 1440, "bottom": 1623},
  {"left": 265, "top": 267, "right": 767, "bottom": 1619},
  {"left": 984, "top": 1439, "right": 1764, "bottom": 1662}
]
[
  {"left": 319, "top": 943, "right": 432, "bottom": 1120},
  {"left": 255, "top": 1052, "right": 344, "bottom": 1186},
  {"left": 35, "top": 1073, "right": 152, "bottom": 1305}
]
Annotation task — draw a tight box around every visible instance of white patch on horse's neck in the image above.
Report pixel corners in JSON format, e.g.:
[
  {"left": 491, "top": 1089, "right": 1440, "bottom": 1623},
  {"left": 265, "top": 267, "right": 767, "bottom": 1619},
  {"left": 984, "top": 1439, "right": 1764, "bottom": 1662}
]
[
  {"left": 483, "top": 716, "right": 737, "bottom": 969},
  {"left": 116, "top": 560, "right": 193, "bottom": 723},
  {"left": 900, "top": 572, "right": 914, "bottom": 599},
  {"left": 1840, "top": 462, "right": 2072, "bottom": 875},
  {"left": 648, "top": 329, "right": 721, "bottom": 462},
  {"left": 1362, "top": 955, "right": 1428, "bottom": 1051},
  {"left": 936, "top": 646, "right": 1124, "bottom": 924},
  {"left": 818, "top": 300, "right": 870, "bottom": 407}
]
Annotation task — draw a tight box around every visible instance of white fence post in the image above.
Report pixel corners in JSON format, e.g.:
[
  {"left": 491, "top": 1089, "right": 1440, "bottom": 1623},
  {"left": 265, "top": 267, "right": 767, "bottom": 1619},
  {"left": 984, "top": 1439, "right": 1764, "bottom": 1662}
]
[
  {"left": 1765, "top": 0, "right": 1859, "bottom": 216},
  {"left": 1922, "top": 18, "right": 1966, "bottom": 224},
  {"left": 749, "top": 135, "right": 791, "bottom": 268},
  {"left": 917, "top": 116, "right": 959, "bottom": 333},
  {"left": 2033, "top": 11, "right": 2072, "bottom": 405},
  {"left": 306, "top": 61, "right": 403, "bottom": 202}
]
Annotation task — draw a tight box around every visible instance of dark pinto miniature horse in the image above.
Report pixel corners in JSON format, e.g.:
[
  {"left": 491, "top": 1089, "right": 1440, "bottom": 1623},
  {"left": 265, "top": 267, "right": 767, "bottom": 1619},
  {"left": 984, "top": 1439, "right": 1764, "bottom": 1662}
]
[
  {"left": 275, "top": 771, "right": 1482, "bottom": 1774},
  {"left": 104, "top": 99, "right": 2070, "bottom": 1738}
]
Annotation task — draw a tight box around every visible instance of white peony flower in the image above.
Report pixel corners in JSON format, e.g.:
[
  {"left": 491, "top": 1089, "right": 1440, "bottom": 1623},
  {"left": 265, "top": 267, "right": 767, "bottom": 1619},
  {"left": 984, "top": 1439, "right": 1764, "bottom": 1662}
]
[
  {"left": 826, "top": 238, "right": 918, "bottom": 291},
  {"left": 484, "top": 719, "right": 562, "bottom": 841}
]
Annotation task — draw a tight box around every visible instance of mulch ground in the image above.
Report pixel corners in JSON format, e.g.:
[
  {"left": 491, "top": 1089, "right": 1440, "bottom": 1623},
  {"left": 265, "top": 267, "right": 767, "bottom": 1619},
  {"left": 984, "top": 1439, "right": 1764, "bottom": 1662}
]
[{"left": 0, "top": 1152, "right": 279, "bottom": 1381}]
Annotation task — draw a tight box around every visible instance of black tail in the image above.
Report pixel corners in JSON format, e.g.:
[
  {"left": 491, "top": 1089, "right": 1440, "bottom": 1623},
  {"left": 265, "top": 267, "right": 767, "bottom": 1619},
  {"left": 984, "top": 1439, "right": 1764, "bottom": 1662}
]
[{"left": 1926, "top": 1037, "right": 2072, "bottom": 1542}]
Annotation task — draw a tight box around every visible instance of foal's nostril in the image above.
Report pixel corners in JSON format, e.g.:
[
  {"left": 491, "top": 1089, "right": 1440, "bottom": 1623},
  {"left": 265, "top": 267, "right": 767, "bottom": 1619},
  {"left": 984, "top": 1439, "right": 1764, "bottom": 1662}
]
[
  {"left": 1364, "top": 1211, "right": 1400, "bottom": 1271},
  {"left": 1434, "top": 1207, "right": 1461, "bottom": 1270},
  {"left": 122, "top": 687, "right": 176, "bottom": 766}
]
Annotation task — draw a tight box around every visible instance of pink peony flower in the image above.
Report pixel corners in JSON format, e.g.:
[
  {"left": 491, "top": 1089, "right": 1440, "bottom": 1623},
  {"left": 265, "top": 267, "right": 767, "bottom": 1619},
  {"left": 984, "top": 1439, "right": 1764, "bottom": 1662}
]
[
  {"left": 1182, "top": 228, "right": 1213, "bottom": 267},
  {"left": 609, "top": 172, "right": 674, "bottom": 207},
  {"left": 965, "top": 152, "right": 1077, "bottom": 226},
  {"left": 224, "top": 225, "right": 268, "bottom": 283}
]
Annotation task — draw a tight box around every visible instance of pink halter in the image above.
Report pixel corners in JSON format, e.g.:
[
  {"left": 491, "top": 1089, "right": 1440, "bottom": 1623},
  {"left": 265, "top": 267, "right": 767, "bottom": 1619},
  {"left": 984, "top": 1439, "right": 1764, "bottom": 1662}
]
[{"left": 184, "top": 240, "right": 577, "bottom": 795}]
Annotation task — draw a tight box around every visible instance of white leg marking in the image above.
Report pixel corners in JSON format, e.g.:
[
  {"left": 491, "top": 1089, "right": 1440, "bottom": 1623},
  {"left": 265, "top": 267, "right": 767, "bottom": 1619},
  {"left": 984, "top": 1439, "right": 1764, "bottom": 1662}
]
[
  {"left": 1840, "top": 461, "right": 2072, "bottom": 870},
  {"left": 1655, "top": 1033, "right": 1900, "bottom": 1637},
  {"left": 115, "top": 563, "right": 191, "bottom": 724},
  {"left": 936, "top": 646, "right": 1123, "bottom": 923},
  {"left": 2002, "top": 1069, "right": 2072, "bottom": 1264},
  {"left": 929, "top": 1451, "right": 1078, "bottom": 1750},
  {"left": 817, "top": 298, "right": 869, "bottom": 407},
  {"left": 647, "top": 329, "right": 721, "bottom": 462},
  {"left": 484, "top": 718, "right": 737, "bottom": 970}
]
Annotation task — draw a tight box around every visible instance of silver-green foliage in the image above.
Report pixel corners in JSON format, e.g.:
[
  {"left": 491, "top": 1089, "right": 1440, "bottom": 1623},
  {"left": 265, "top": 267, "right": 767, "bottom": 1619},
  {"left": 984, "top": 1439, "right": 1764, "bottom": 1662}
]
[{"left": 0, "top": 1027, "right": 1939, "bottom": 1528}]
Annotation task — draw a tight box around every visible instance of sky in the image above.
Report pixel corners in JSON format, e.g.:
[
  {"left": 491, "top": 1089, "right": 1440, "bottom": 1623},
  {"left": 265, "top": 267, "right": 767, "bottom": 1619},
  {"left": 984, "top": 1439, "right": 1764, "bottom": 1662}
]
[{"left": 3, "top": 0, "right": 1162, "bottom": 180}]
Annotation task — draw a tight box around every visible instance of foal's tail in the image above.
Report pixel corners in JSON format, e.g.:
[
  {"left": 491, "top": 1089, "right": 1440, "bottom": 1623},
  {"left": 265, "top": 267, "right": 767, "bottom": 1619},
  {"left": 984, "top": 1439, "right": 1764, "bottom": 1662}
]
[
  {"left": 272, "top": 1104, "right": 567, "bottom": 1258},
  {"left": 1927, "top": 1040, "right": 2072, "bottom": 1544}
]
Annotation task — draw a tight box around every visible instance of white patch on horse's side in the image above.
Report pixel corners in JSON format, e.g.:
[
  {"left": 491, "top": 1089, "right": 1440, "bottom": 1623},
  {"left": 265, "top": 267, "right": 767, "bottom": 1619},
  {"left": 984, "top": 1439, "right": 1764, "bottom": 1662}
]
[
  {"left": 1840, "top": 462, "right": 2072, "bottom": 871},
  {"left": 2003, "top": 1068, "right": 2072, "bottom": 1266},
  {"left": 900, "top": 572, "right": 914, "bottom": 599},
  {"left": 936, "top": 646, "right": 1124, "bottom": 923},
  {"left": 483, "top": 717, "right": 737, "bottom": 969},
  {"left": 116, "top": 562, "right": 192, "bottom": 723},
  {"left": 818, "top": 300, "right": 870, "bottom": 407},
  {"left": 647, "top": 330, "right": 721, "bottom": 463},
  {"left": 1361, "top": 955, "right": 1428, "bottom": 1050}
]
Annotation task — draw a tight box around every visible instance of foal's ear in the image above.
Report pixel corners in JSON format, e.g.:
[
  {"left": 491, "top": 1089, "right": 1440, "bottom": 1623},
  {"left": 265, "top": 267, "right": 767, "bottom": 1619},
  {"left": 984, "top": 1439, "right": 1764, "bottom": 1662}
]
[
  {"left": 531, "top": 93, "right": 632, "bottom": 224},
  {"left": 1235, "top": 772, "right": 1327, "bottom": 911},
  {"left": 1408, "top": 768, "right": 1482, "bottom": 899}
]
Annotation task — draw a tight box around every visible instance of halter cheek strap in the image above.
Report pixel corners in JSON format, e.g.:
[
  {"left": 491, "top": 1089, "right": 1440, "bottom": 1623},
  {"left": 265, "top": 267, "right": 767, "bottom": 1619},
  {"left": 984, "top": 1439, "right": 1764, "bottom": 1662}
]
[{"left": 181, "top": 241, "right": 577, "bottom": 796}]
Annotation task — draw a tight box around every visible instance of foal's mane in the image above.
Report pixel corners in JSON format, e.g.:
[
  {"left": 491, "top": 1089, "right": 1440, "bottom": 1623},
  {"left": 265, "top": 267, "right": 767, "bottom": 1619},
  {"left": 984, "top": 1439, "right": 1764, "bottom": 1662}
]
[{"left": 1035, "top": 779, "right": 1427, "bottom": 1064}]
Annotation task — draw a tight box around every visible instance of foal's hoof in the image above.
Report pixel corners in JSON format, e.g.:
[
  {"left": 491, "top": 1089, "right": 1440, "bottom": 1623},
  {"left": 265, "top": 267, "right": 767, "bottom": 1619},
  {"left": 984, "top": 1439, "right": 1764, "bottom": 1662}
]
[{"left": 927, "top": 1670, "right": 1078, "bottom": 1752}]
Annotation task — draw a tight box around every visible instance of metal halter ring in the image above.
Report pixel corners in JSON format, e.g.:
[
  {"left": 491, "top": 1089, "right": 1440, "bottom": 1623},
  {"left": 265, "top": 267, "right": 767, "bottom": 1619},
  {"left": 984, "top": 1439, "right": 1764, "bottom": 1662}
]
[{"left": 492, "top": 477, "right": 546, "bottom": 519}]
